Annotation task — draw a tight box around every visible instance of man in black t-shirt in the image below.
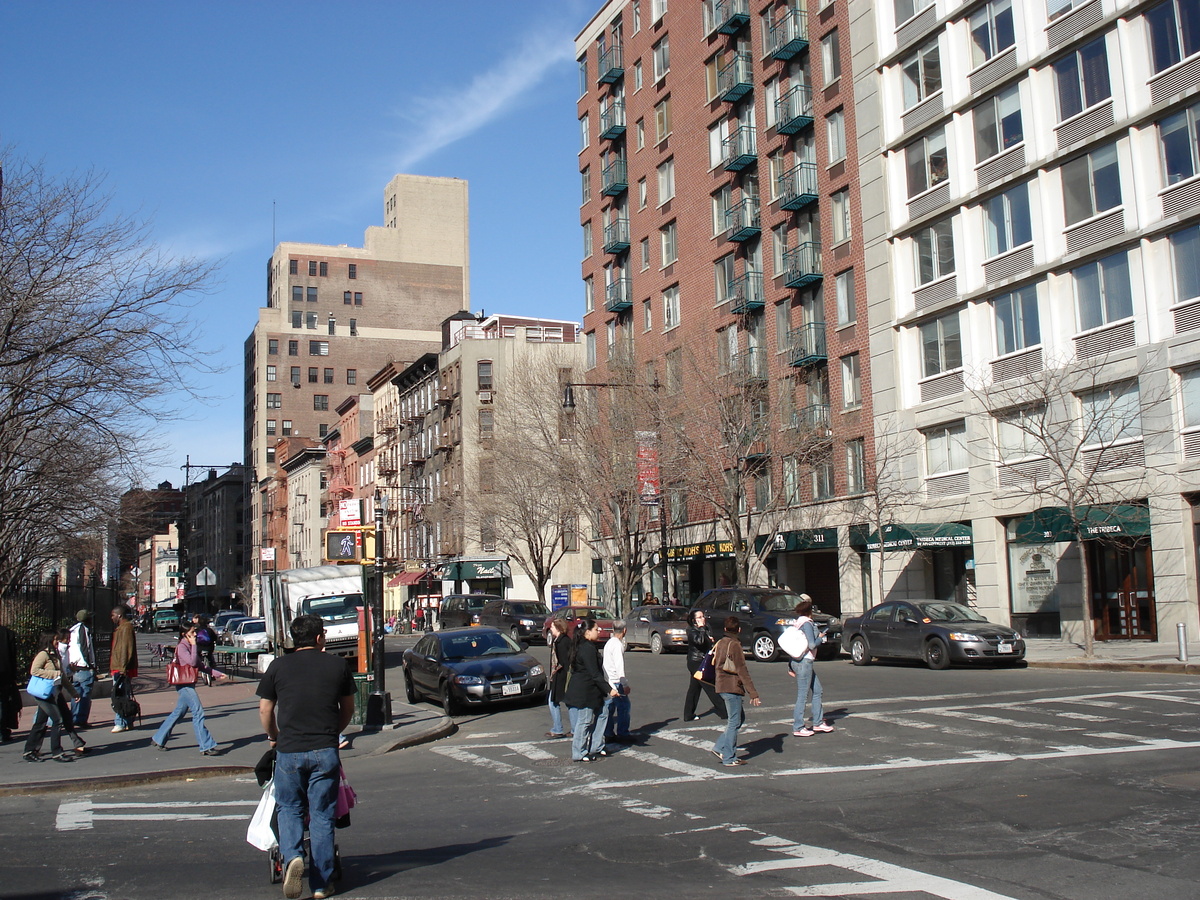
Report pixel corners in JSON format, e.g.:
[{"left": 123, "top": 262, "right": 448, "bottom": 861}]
[{"left": 258, "top": 615, "right": 355, "bottom": 900}]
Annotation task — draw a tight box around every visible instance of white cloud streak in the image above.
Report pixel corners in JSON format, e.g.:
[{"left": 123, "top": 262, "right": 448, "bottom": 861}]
[{"left": 393, "top": 26, "right": 576, "bottom": 172}]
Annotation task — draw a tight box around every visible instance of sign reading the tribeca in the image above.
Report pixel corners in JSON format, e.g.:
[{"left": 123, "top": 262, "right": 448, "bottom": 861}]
[{"left": 339, "top": 499, "right": 362, "bottom": 528}]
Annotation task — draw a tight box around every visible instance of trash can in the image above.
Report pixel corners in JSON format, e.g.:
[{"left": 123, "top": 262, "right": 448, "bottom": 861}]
[{"left": 351, "top": 673, "right": 371, "bottom": 725}]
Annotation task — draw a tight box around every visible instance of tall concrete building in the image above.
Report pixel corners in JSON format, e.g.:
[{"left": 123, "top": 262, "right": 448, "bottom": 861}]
[{"left": 244, "top": 174, "right": 469, "bottom": 575}]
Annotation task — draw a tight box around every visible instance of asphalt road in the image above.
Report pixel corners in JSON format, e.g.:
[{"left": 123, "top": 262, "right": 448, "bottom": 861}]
[{"left": 5, "top": 648, "right": 1200, "bottom": 900}]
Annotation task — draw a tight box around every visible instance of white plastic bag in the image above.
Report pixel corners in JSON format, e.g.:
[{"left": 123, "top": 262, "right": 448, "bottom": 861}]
[
  {"left": 778, "top": 624, "right": 810, "bottom": 659},
  {"left": 246, "top": 778, "right": 278, "bottom": 851}
]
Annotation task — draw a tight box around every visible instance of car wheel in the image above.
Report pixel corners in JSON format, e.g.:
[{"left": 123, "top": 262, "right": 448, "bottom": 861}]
[
  {"left": 751, "top": 632, "right": 778, "bottom": 662},
  {"left": 924, "top": 637, "right": 950, "bottom": 670},
  {"left": 850, "top": 635, "right": 871, "bottom": 666},
  {"left": 440, "top": 681, "right": 460, "bottom": 716},
  {"left": 650, "top": 632, "right": 664, "bottom": 655},
  {"left": 510, "top": 627, "right": 521, "bottom": 642},
  {"left": 404, "top": 670, "right": 418, "bottom": 704}
]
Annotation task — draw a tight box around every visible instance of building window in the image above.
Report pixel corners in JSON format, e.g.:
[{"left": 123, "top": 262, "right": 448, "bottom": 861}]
[
  {"left": 578, "top": 54, "right": 588, "bottom": 97},
  {"left": 901, "top": 38, "right": 941, "bottom": 109},
  {"left": 347, "top": 369, "right": 357, "bottom": 385},
  {"left": 266, "top": 419, "right": 276, "bottom": 436},
  {"left": 1147, "top": 0, "right": 1200, "bottom": 74},
  {"left": 925, "top": 421, "right": 967, "bottom": 475},
  {"left": 640, "top": 238, "right": 650, "bottom": 271},
  {"left": 969, "top": 0, "right": 1014, "bottom": 68},
  {"left": 665, "top": 347, "right": 682, "bottom": 393},
  {"left": 846, "top": 438, "right": 866, "bottom": 493},
  {"left": 657, "top": 158, "right": 675, "bottom": 203},
  {"left": 655, "top": 97, "right": 671, "bottom": 143},
  {"left": 653, "top": 36, "right": 670, "bottom": 81},
  {"left": 267, "top": 393, "right": 282, "bottom": 409},
  {"left": 291, "top": 311, "right": 302, "bottom": 329},
  {"left": 1075, "top": 251, "right": 1133, "bottom": 331},
  {"left": 580, "top": 113, "right": 590, "bottom": 150},
  {"left": 1054, "top": 35, "right": 1111, "bottom": 122},
  {"left": 292, "top": 285, "right": 303, "bottom": 304},
  {"left": 268, "top": 339, "right": 279, "bottom": 355},
  {"left": 643, "top": 298, "right": 653, "bottom": 331},
  {"left": 715, "top": 254, "right": 736, "bottom": 304},
  {"left": 306, "top": 287, "right": 317, "bottom": 303},
  {"left": 905, "top": 129, "right": 948, "bottom": 198},
  {"left": 1161, "top": 100, "right": 1200, "bottom": 185},
  {"left": 282, "top": 420, "right": 293, "bottom": 436},
  {"left": 349, "top": 319, "right": 357, "bottom": 336},
  {"left": 290, "top": 366, "right": 301, "bottom": 386},
  {"left": 319, "top": 261, "right": 328, "bottom": 276},
  {"left": 478, "top": 408, "right": 495, "bottom": 440},
  {"left": 288, "top": 259, "right": 298, "bottom": 275},
  {"left": 266, "top": 365, "right": 277, "bottom": 382},
  {"left": 288, "top": 340, "right": 298, "bottom": 356},
  {"left": 266, "top": 447, "right": 276, "bottom": 463},
  {"left": 841, "top": 353, "right": 862, "bottom": 408},
  {"left": 586, "top": 331, "right": 597, "bottom": 368},
  {"left": 831, "top": 189, "right": 851, "bottom": 244},
  {"left": 1062, "top": 143, "right": 1122, "bottom": 226},
  {"left": 811, "top": 459, "right": 834, "bottom": 501},
  {"left": 353, "top": 292, "right": 362, "bottom": 306},
  {"left": 634, "top": 60, "right": 643, "bottom": 91},
  {"left": 983, "top": 182, "right": 1032, "bottom": 256},
  {"left": 583, "top": 221, "right": 593, "bottom": 258},
  {"left": 1081, "top": 382, "right": 1141, "bottom": 446},
  {"left": 319, "top": 424, "right": 329, "bottom": 438},
  {"left": 914, "top": 218, "right": 955, "bottom": 285},
  {"left": 974, "top": 86, "right": 1023, "bottom": 163},
  {"left": 895, "top": 0, "right": 933, "bottom": 25},
  {"left": 308, "top": 367, "right": 318, "bottom": 384},
  {"left": 712, "top": 184, "right": 732, "bottom": 236},
  {"left": 821, "top": 29, "right": 841, "bottom": 85},
  {"left": 993, "top": 284, "right": 1040, "bottom": 355},
  {"left": 581, "top": 167, "right": 591, "bottom": 204},
  {"left": 660, "top": 222, "right": 678, "bottom": 266},
  {"left": 348, "top": 263, "right": 357, "bottom": 279},
  {"left": 477, "top": 360, "right": 494, "bottom": 390},
  {"left": 652, "top": 0, "right": 667, "bottom": 22},
  {"left": 584, "top": 276, "right": 594, "bottom": 313},
  {"left": 324, "top": 368, "right": 334, "bottom": 384},
  {"left": 772, "top": 223, "right": 789, "bottom": 277},
  {"left": 344, "top": 291, "right": 353, "bottom": 305},
  {"left": 836, "top": 269, "right": 856, "bottom": 325},
  {"left": 314, "top": 395, "right": 329, "bottom": 411},
  {"left": 997, "top": 406, "right": 1043, "bottom": 462},
  {"left": 1171, "top": 225, "right": 1200, "bottom": 303},
  {"left": 775, "top": 302, "right": 792, "bottom": 353},
  {"left": 764, "top": 77, "right": 780, "bottom": 129},
  {"left": 308, "top": 261, "right": 317, "bottom": 276},
  {"left": 309, "top": 340, "right": 329, "bottom": 356},
  {"left": 663, "top": 286, "right": 680, "bottom": 330},
  {"left": 826, "top": 108, "right": 846, "bottom": 163},
  {"left": 328, "top": 316, "right": 336, "bottom": 335},
  {"left": 920, "top": 311, "right": 963, "bottom": 377}
]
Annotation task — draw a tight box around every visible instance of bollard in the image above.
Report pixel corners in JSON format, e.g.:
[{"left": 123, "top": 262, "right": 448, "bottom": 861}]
[{"left": 1177, "top": 622, "right": 1188, "bottom": 663}]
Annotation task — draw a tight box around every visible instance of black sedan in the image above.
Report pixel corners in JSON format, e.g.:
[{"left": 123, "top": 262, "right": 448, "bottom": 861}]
[
  {"left": 402, "top": 626, "right": 548, "bottom": 715},
  {"left": 840, "top": 600, "right": 1026, "bottom": 669}
]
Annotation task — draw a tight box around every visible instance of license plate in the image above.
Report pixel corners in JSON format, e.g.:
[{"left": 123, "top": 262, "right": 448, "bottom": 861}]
[
  {"left": 997, "top": 642, "right": 1013, "bottom": 654},
  {"left": 501, "top": 683, "right": 520, "bottom": 696}
]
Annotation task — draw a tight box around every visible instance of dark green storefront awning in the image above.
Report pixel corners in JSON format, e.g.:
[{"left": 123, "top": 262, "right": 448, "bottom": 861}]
[
  {"left": 1010, "top": 504, "right": 1150, "bottom": 544},
  {"left": 754, "top": 527, "right": 838, "bottom": 554},
  {"left": 849, "top": 522, "right": 973, "bottom": 552}
]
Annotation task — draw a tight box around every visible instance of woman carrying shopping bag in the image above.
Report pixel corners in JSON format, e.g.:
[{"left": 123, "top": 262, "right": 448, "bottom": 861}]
[
  {"left": 23, "top": 632, "right": 86, "bottom": 762},
  {"left": 149, "top": 622, "right": 226, "bottom": 755}
]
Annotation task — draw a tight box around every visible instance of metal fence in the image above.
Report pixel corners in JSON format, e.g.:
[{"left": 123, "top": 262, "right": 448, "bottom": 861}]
[{"left": 1, "top": 581, "right": 122, "bottom": 678}]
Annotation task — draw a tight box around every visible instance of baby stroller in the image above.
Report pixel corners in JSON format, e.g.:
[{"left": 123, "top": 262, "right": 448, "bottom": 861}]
[{"left": 249, "top": 749, "right": 351, "bottom": 885}]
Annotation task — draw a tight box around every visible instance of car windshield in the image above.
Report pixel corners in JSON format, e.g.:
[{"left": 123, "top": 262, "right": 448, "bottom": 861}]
[
  {"left": 240, "top": 621, "right": 266, "bottom": 634},
  {"left": 649, "top": 608, "right": 684, "bottom": 621},
  {"left": 440, "top": 631, "right": 521, "bottom": 660},
  {"left": 914, "top": 601, "right": 988, "bottom": 623},
  {"left": 511, "top": 603, "right": 549, "bottom": 616},
  {"left": 750, "top": 592, "right": 805, "bottom": 613},
  {"left": 302, "top": 593, "right": 363, "bottom": 624}
]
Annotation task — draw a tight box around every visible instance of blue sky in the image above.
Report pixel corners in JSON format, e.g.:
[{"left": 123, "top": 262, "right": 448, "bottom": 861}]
[{"left": 3, "top": 0, "right": 594, "bottom": 489}]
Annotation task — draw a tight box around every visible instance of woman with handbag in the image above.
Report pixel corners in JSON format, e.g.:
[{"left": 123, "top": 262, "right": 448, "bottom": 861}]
[
  {"left": 545, "top": 618, "right": 572, "bottom": 739},
  {"left": 711, "top": 616, "right": 760, "bottom": 767},
  {"left": 23, "top": 632, "right": 86, "bottom": 762},
  {"left": 150, "top": 622, "right": 226, "bottom": 755},
  {"left": 683, "top": 609, "right": 726, "bottom": 722}
]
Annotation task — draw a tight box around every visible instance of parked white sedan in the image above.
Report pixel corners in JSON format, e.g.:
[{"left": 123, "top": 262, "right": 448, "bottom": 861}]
[{"left": 229, "top": 617, "right": 270, "bottom": 653}]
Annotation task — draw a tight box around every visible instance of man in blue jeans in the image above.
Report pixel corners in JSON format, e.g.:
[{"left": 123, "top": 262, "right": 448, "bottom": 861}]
[{"left": 258, "top": 615, "right": 355, "bottom": 900}]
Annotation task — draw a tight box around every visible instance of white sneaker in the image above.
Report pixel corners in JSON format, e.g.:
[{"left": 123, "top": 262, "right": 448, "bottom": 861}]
[
  {"left": 111, "top": 726, "right": 128, "bottom": 733},
  {"left": 283, "top": 856, "right": 305, "bottom": 899}
]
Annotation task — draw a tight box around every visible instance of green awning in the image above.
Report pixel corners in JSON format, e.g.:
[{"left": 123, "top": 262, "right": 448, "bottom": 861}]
[
  {"left": 1010, "top": 504, "right": 1150, "bottom": 544},
  {"left": 850, "top": 522, "right": 973, "bottom": 552},
  {"left": 449, "top": 558, "right": 510, "bottom": 579},
  {"left": 754, "top": 527, "right": 838, "bottom": 554}
]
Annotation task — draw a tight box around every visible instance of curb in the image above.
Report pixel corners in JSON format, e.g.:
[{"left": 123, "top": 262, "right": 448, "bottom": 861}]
[
  {"left": 1028, "top": 660, "right": 1200, "bottom": 676},
  {"left": 0, "top": 764, "right": 254, "bottom": 798},
  {"left": 364, "top": 715, "right": 456, "bottom": 757}
]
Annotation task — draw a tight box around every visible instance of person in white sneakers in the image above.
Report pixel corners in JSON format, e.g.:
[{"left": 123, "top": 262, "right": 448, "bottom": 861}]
[{"left": 785, "top": 596, "right": 833, "bottom": 737}]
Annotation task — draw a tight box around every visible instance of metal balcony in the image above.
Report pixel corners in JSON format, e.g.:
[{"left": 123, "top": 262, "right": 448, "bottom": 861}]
[
  {"left": 598, "top": 44, "right": 624, "bottom": 84},
  {"left": 778, "top": 162, "right": 818, "bottom": 210},
  {"left": 714, "top": 0, "right": 750, "bottom": 34},
  {"left": 599, "top": 101, "right": 627, "bottom": 141},
  {"left": 603, "top": 218, "right": 631, "bottom": 254},
  {"left": 605, "top": 277, "right": 633, "bottom": 312},
  {"left": 718, "top": 53, "right": 753, "bottom": 103},
  {"left": 601, "top": 158, "right": 628, "bottom": 196},
  {"left": 729, "top": 272, "right": 765, "bottom": 314},
  {"left": 792, "top": 403, "right": 831, "bottom": 431},
  {"left": 724, "top": 196, "right": 761, "bottom": 242},
  {"left": 775, "top": 84, "right": 814, "bottom": 134},
  {"left": 721, "top": 126, "right": 757, "bottom": 172},
  {"left": 768, "top": 8, "right": 810, "bottom": 60},
  {"left": 788, "top": 322, "right": 828, "bottom": 367},
  {"left": 731, "top": 347, "right": 768, "bottom": 384},
  {"left": 783, "top": 241, "right": 822, "bottom": 289}
]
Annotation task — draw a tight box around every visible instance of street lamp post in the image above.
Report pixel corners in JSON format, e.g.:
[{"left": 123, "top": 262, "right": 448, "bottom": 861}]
[{"left": 365, "top": 489, "right": 391, "bottom": 730}]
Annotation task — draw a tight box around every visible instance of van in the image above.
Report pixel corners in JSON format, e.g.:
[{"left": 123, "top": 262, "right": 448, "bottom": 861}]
[
  {"left": 438, "top": 594, "right": 501, "bottom": 630},
  {"left": 478, "top": 599, "right": 551, "bottom": 643}
]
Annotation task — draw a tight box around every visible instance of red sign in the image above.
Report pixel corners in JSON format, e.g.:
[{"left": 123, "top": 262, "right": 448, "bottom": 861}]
[{"left": 636, "top": 431, "right": 661, "bottom": 504}]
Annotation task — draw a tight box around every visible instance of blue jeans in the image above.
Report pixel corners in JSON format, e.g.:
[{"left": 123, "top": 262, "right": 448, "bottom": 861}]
[
  {"left": 274, "top": 747, "right": 340, "bottom": 891},
  {"left": 71, "top": 668, "right": 95, "bottom": 726},
  {"left": 569, "top": 707, "right": 597, "bottom": 760},
  {"left": 790, "top": 657, "right": 823, "bottom": 731},
  {"left": 548, "top": 695, "right": 565, "bottom": 734},
  {"left": 152, "top": 686, "right": 216, "bottom": 751},
  {"left": 603, "top": 690, "right": 631, "bottom": 738},
  {"left": 712, "top": 693, "right": 744, "bottom": 764}
]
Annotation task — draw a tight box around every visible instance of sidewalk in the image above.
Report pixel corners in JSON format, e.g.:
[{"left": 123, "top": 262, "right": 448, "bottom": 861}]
[
  {"left": 1024, "top": 635, "right": 1200, "bottom": 675},
  {"left": 0, "top": 637, "right": 453, "bottom": 798}
]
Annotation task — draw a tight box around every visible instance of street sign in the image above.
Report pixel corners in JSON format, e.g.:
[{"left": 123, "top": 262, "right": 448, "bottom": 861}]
[
  {"left": 261, "top": 547, "right": 276, "bottom": 562},
  {"left": 195, "top": 566, "right": 216, "bottom": 586},
  {"left": 130, "top": 566, "right": 141, "bottom": 578}
]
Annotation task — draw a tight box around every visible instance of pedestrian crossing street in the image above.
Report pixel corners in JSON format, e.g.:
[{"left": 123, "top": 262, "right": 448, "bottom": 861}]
[{"left": 433, "top": 686, "right": 1200, "bottom": 794}]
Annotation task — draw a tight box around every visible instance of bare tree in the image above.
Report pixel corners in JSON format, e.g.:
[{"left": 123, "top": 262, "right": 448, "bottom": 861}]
[
  {"left": 0, "top": 154, "right": 217, "bottom": 591},
  {"left": 968, "top": 350, "right": 1169, "bottom": 656}
]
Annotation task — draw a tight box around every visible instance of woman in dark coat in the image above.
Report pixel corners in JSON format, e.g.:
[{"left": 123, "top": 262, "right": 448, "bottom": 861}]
[
  {"left": 683, "top": 609, "right": 726, "bottom": 722},
  {"left": 563, "top": 617, "right": 617, "bottom": 762},
  {"left": 545, "top": 619, "right": 572, "bottom": 738}
]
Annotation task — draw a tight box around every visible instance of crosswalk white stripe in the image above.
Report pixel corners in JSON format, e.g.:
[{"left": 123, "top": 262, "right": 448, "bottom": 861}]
[
  {"left": 616, "top": 747, "right": 725, "bottom": 777},
  {"left": 504, "top": 742, "right": 557, "bottom": 761}
]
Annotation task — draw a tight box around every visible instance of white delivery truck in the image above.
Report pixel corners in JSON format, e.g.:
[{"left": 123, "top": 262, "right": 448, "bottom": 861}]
[{"left": 261, "top": 565, "right": 365, "bottom": 663}]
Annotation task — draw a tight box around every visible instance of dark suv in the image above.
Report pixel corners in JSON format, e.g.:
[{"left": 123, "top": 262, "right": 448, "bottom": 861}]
[
  {"left": 686, "top": 587, "right": 842, "bottom": 662},
  {"left": 438, "top": 594, "right": 501, "bottom": 630},
  {"left": 478, "top": 599, "right": 551, "bottom": 643}
]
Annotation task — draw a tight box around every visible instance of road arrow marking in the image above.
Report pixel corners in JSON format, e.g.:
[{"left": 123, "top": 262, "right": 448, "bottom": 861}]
[{"left": 56, "top": 799, "right": 257, "bottom": 831}]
